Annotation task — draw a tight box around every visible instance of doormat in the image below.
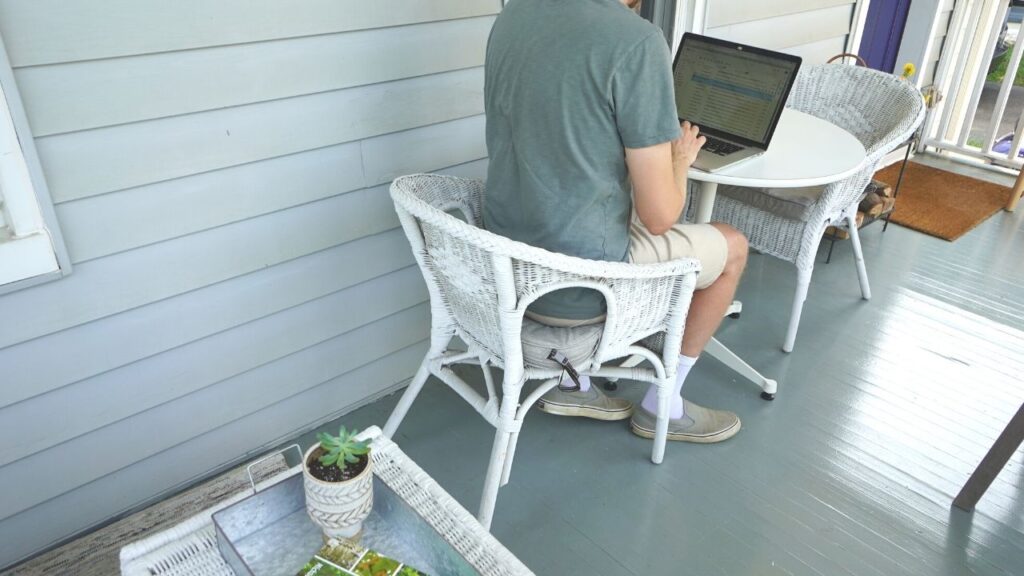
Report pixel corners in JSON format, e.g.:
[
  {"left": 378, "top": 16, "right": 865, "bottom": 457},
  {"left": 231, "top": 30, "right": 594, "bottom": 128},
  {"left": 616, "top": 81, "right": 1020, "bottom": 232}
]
[{"left": 874, "top": 162, "right": 1011, "bottom": 241}]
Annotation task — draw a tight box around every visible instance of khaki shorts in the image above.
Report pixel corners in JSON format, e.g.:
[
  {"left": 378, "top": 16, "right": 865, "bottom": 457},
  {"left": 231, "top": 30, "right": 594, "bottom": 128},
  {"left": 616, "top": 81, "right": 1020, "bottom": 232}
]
[
  {"left": 526, "top": 220, "right": 728, "bottom": 328},
  {"left": 627, "top": 220, "right": 727, "bottom": 291}
]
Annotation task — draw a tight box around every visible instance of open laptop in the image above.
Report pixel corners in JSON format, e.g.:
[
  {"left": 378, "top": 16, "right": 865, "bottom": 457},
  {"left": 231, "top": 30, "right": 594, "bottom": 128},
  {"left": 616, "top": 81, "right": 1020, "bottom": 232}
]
[{"left": 672, "top": 33, "right": 801, "bottom": 172}]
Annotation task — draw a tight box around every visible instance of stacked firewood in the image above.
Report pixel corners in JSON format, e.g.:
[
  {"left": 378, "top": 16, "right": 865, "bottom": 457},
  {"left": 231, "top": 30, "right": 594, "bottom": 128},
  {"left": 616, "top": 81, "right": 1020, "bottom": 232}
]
[{"left": 825, "top": 179, "right": 896, "bottom": 240}]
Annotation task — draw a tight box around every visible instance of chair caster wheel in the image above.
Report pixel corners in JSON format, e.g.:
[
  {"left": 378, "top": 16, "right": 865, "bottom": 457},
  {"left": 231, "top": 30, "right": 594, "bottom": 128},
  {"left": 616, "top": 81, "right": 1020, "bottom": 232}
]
[
  {"left": 728, "top": 312, "right": 741, "bottom": 319},
  {"left": 760, "top": 391, "right": 775, "bottom": 401},
  {"left": 603, "top": 381, "right": 618, "bottom": 391}
]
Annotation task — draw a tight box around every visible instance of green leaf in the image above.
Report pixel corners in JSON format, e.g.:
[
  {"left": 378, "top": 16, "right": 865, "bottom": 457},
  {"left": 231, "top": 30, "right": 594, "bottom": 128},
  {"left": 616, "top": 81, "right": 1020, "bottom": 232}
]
[{"left": 313, "top": 424, "right": 369, "bottom": 472}]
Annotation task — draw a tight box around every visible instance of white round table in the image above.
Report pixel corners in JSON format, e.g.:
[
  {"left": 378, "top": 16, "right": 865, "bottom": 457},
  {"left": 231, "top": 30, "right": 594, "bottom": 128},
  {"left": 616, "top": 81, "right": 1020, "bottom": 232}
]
[
  {"left": 687, "top": 108, "right": 867, "bottom": 398},
  {"left": 690, "top": 108, "right": 867, "bottom": 223}
]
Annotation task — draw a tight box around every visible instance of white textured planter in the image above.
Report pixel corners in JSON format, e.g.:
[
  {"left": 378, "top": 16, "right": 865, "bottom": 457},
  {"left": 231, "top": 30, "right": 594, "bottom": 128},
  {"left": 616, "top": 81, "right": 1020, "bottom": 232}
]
[{"left": 302, "top": 443, "right": 374, "bottom": 540}]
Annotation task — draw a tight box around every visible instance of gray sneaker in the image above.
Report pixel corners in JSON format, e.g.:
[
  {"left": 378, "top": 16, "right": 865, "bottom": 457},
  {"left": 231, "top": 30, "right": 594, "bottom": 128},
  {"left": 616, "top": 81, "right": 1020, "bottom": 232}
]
[
  {"left": 630, "top": 400, "right": 740, "bottom": 443},
  {"left": 538, "top": 385, "right": 633, "bottom": 421}
]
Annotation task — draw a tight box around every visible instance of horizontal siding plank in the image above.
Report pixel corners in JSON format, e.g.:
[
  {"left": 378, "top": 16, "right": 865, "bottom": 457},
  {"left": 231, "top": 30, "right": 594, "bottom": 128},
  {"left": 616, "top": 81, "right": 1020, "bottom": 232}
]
[
  {"left": 0, "top": 0, "right": 501, "bottom": 67},
  {"left": 37, "top": 67, "right": 485, "bottom": 202},
  {"left": 0, "top": 158, "right": 487, "bottom": 409},
  {"left": 438, "top": 157, "right": 488, "bottom": 180},
  {"left": 0, "top": 231, "right": 412, "bottom": 410},
  {"left": 781, "top": 36, "right": 850, "bottom": 66},
  {"left": 705, "top": 4, "right": 855, "bottom": 52},
  {"left": 0, "top": 303, "right": 430, "bottom": 521},
  {"left": 0, "top": 341, "right": 426, "bottom": 568},
  {"left": 55, "top": 141, "right": 363, "bottom": 262},
  {"left": 56, "top": 115, "right": 486, "bottom": 263},
  {"left": 0, "top": 182, "right": 401, "bottom": 351},
  {"left": 363, "top": 115, "right": 487, "bottom": 188},
  {"left": 16, "top": 17, "right": 493, "bottom": 137},
  {"left": 707, "top": 0, "right": 853, "bottom": 29},
  {"left": 0, "top": 266, "right": 427, "bottom": 468}
]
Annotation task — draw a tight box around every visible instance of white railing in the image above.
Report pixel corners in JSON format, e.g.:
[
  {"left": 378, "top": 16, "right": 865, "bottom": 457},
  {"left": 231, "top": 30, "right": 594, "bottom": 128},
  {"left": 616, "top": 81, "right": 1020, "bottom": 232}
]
[{"left": 924, "top": 0, "right": 1024, "bottom": 169}]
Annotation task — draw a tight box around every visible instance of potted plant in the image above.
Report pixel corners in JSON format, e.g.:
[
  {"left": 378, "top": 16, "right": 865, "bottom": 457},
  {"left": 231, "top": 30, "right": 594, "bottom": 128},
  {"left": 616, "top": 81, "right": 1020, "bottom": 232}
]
[{"left": 302, "top": 425, "right": 374, "bottom": 540}]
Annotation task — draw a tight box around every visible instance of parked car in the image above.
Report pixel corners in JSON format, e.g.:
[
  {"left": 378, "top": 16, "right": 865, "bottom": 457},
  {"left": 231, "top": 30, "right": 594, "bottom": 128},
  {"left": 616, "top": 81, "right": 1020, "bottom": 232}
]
[
  {"left": 993, "top": 1, "right": 1024, "bottom": 68},
  {"left": 1011, "top": 3, "right": 1024, "bottom": 24}
]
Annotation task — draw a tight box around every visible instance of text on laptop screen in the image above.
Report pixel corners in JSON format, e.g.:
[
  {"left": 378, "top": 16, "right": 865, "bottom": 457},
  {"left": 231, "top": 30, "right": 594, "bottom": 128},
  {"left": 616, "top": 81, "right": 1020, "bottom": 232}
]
[{"left": 674, "top": 39, "right": 798, "bottom": 145}]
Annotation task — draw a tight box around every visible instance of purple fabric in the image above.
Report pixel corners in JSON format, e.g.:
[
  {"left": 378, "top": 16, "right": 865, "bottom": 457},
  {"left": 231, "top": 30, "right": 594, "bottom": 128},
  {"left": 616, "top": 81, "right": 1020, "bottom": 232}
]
[{"left": 992, "top": 134, "right": 1024, "bottom": 157}]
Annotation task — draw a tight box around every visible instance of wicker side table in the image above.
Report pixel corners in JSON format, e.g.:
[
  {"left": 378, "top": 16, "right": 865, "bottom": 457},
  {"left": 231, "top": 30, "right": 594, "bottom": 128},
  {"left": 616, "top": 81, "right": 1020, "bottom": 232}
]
[{"left": 120, "top": 427, "right": 533, "bottom": 576}]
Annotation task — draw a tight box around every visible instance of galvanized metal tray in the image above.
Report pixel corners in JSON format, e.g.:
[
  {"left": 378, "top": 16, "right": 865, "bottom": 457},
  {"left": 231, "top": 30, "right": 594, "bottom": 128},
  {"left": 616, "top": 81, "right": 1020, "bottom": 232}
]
[{"left": 212, "top": 447, "right": 480, "bottom": 576}]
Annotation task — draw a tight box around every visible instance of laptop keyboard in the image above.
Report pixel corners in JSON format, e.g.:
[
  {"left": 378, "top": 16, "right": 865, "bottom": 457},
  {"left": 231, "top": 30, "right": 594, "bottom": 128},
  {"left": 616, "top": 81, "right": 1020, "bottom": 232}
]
[{"left": 703, "top": 136, "right": 743, "bottom": 156}]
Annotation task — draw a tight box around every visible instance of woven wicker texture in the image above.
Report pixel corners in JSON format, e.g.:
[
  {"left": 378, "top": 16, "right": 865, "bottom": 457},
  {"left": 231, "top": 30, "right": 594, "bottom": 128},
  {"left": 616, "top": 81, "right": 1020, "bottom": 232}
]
[
  {"left": 391, "top": 174, "right": 700, "bottom": 370},
  {"left": 369, "top": 430, "right": 534, "bottom": 575},
  {"left": 119, "top": 428, "right": 534, "bottom": 576},
  {"left": 693, "top": 64, "right": 925, "bottom": 350},
  {"left": 385, "top": 174, "right": 702, "bottom": 528}
]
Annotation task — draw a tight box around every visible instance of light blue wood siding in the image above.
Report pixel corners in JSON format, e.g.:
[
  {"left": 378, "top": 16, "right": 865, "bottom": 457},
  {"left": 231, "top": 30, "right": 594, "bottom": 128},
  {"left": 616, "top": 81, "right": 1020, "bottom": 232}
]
[
  {"left": 0, "top": 0, "right": 498, "bottom": 568},
  {"left": 705, "top": 0, "right": 860, "bottom": 65}
]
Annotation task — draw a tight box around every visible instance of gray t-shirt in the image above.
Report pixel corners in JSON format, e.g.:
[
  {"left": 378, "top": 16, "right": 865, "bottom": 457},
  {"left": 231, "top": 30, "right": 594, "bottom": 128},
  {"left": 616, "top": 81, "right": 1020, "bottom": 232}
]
[{"left": 483, "top": 0, "right": 680, "bottom": 320}]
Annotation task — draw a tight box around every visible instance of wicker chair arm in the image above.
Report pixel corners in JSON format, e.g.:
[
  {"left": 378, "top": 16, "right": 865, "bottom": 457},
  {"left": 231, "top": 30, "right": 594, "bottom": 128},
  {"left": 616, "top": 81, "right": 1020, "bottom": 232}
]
[{"left": 392, "top": 174, "right": 701, "bottom": 280}]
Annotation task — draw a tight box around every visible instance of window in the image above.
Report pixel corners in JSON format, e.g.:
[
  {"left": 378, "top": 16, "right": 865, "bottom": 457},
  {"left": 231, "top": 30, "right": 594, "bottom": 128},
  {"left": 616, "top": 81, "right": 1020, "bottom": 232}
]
[
  {"left": 641, "top": 0, "right": 708, "bottom": 54},
  {"left": 640, "top": 0, "right": 677, "bottom": 44},
  {"left": 0, "top": 35, "right": 69, "bottom": 292}
]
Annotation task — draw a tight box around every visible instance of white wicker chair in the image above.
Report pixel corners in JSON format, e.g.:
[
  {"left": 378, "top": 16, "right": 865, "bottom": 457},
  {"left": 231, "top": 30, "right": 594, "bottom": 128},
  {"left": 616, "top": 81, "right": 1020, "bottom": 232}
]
[
  {"left": 698, "top": 64, "right": 925, "bottom": 352},
  {"left": 383, "top": 174, "right": 700, "bottom": 530}
]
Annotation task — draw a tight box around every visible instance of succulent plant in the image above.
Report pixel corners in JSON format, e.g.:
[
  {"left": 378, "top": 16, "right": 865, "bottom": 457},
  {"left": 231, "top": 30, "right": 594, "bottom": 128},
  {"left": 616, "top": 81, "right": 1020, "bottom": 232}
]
[{"left": 316, "top": 426, "right": 370, "bottom": 472}]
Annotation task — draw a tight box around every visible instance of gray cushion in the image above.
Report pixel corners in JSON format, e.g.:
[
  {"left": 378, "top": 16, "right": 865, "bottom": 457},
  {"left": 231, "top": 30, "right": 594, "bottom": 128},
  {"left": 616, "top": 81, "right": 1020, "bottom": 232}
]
[
  {"left": 520, "top": 319, "right": 603, "bottom": 371},
  {"left": 718, "top": 184, "right": 824, "bottom": 221}
]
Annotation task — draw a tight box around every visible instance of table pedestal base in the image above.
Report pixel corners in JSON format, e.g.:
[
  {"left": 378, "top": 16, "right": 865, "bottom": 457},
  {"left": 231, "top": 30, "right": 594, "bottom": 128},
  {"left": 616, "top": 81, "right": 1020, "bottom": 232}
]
[
  {"left": 705, "top": 338, "right": 778, "bottom": 400},
  {"left": 693, "top": 180, "right": 778, "bottom": 398}
]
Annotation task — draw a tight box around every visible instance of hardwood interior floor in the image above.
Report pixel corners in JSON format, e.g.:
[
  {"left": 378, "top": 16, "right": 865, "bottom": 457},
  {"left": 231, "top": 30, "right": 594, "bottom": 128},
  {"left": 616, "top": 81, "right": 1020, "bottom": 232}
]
[{"left": 327, "top": 154, "right": 1024, "bottom": 576}]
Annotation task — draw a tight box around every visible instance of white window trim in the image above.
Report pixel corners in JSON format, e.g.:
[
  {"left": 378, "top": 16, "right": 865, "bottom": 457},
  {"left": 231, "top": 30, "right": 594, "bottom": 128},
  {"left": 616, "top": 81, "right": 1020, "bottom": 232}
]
[
  {"left": 846, "top": 0, "right": 873, "bottom": 58},
  {"left": 673, "top": 0, "right": 708, "bottom": 52},
  {"left": 0, "top": 31, "right": 70, "bottom": 293}
]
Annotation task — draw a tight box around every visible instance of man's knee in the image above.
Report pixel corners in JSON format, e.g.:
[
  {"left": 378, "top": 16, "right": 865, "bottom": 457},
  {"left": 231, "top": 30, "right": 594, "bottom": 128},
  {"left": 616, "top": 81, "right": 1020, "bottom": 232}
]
[{"left": 711, "top": 223, "right": 748, "bottom": 272}]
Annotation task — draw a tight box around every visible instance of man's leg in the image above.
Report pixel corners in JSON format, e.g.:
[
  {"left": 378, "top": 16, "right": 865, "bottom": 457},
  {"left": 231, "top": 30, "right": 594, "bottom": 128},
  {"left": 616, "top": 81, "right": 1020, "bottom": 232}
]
[
  {"left": 632, "top": 222, "right": 746, "bottom": 443},
  {"left": 681, "top": 223, "right": 748, "bottom": 356}
]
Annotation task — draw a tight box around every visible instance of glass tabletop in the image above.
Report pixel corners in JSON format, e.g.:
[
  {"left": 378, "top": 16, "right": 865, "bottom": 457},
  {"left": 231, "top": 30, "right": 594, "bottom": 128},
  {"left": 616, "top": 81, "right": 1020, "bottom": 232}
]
[{"left": 214, "top": 471, "right": 480, "bottom": 576}]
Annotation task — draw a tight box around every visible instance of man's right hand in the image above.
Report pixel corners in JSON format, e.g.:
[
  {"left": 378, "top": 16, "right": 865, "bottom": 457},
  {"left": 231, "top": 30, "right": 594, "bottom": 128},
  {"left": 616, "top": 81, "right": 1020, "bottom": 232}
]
[{"left": 672, "top": 121, "right": 706, "bottom": 168}]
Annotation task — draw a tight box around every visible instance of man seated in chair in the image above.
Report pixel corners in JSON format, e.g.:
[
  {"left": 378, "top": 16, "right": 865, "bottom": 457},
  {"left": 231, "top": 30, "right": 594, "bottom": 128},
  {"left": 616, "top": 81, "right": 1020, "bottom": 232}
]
[{"left": 483, "top": 0, "right": 748, "bottom": 443}]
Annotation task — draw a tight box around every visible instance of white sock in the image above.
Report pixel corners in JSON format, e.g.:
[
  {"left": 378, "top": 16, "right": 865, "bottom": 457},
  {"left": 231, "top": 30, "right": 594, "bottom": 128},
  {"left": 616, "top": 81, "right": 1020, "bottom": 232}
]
[
  {"left": 560, "top": 372, "right": 591, "bottom": 392},
  {"left": 641, "top": 354, "right": 697, "bottom": 419}
]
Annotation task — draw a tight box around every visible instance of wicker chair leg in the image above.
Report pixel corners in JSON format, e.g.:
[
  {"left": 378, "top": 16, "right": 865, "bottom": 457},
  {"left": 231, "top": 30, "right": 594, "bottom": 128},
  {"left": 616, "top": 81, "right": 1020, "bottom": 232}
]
[
  {"left": 846, "top": 207, "right": 872, "bottom": 300},
  {"left": 383, "top": 357, "right": 436, "bottom": 438},
  {"left": 478, "top": 425, "right": 512, "bottom": 531},
  {"left": 478, "top": 361, "right": 523, "bottom": 530},
  {"left": 784, "top": 270, "right": 813, "bottom": 353},
  {"left": 500, "top": 431, "right": 520, "bottom": 486},
  {"left": 652, "top": 382, "right": 672, "bottom": 464}
]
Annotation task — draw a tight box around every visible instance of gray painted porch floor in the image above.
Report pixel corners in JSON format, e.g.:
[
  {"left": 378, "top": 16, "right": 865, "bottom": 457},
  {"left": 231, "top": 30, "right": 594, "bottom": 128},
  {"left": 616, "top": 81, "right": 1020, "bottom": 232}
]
[{"left": 322, "top": 155, "right": 1024, "bottom": 576}]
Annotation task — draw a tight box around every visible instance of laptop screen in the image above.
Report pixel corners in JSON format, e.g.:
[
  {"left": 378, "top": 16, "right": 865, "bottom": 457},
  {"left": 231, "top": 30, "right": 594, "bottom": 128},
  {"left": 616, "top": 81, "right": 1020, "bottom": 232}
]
[{"left": 673, "top": 35, "right": 800, "bottom": 147}]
